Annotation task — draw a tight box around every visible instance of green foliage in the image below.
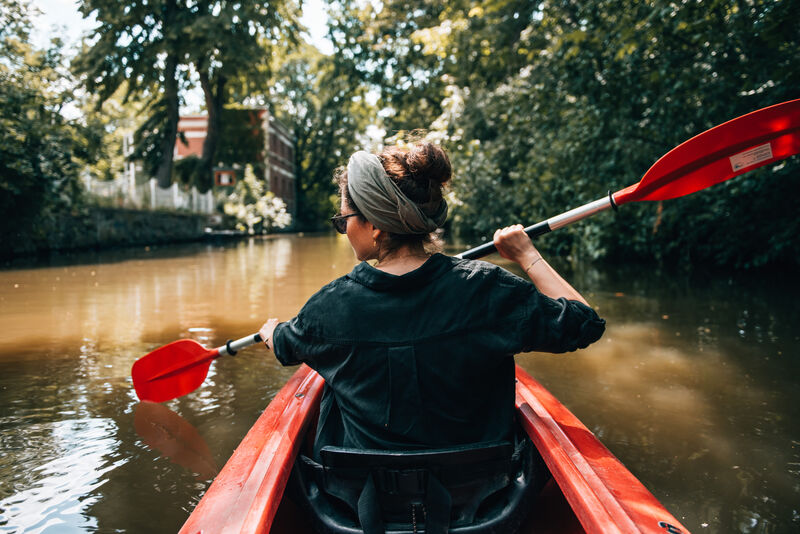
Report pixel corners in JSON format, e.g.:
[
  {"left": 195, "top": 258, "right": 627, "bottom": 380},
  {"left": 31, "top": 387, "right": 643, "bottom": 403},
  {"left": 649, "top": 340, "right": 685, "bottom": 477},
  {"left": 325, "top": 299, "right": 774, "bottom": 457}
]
[
  {"left": 0, "top": 0, "right": 96, "bottom": 245},
  {"left": 78, "top": 90, "right": 138, "bottom": 183},
  {"left": 216, "top": 109, "right": 267, "bottom": 170},
  {"left": 348, "top": 0, "right": 449, "bottom": 134},
  {"left": 74, "top": 0, "right": 181, "bottom": 103},
  {"left": 172, "top": 155, "right": 204, "bottom": 190},
  {"left": 0, "top": 0, "right": 30, "bottom": 60},
  {"left": 127, "top": 92, "right": 176, "bottom": 180},
  {"left": 350, "top": 0, "right": 799, "bottom": 270},
  {"left": 184, "top": 1, "right": 300, "bottom": 89},
  {"left": 223, "top": 165, "right": 292, "bottom": 234}
]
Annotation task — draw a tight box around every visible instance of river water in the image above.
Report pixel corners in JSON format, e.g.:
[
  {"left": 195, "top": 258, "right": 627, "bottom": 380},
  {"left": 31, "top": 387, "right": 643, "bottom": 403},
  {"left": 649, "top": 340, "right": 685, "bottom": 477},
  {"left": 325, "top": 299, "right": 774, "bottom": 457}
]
[{"left": 0, "top": 234, "right": 797, "bottom": 533}]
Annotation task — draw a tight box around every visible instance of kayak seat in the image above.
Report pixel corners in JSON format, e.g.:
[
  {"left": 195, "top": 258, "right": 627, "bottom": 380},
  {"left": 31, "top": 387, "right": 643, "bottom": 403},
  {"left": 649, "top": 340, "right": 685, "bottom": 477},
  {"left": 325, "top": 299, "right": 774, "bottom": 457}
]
[{"left": 288, "top": 432, "right": 547, "bottom": 534}]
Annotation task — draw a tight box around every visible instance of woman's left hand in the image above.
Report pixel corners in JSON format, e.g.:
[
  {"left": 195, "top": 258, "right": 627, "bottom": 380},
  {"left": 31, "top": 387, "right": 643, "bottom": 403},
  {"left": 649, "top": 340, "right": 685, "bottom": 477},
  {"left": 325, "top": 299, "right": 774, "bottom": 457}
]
[{"left": 259, "top": 318, "right": 279, "bottom": 351}]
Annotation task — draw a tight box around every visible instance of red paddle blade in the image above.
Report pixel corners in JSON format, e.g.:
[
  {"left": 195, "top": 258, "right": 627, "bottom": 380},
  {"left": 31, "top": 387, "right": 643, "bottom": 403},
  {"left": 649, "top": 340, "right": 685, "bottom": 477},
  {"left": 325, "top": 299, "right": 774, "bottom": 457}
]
[
  {"left": 132, "top": 339, "right": 219, "bottom": 403},
  {"left": 614, "top": 99, "right": 800, "bottom": 205}
]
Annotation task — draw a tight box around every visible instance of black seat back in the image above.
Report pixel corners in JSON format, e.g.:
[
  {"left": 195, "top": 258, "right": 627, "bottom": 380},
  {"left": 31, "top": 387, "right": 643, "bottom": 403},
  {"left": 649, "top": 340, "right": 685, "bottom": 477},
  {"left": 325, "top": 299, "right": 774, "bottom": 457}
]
[{"left": 289, "top": 435, "right": 545, "bottom": 534}]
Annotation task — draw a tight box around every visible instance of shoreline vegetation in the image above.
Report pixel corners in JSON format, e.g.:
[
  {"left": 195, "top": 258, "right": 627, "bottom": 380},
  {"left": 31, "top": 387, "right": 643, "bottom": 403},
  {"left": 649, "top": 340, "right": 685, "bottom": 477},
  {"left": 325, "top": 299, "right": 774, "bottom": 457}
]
[
  {"left": 6, "top": 219, "right": 797, "bottom": 280},
  {"left": 1, "top": 206, "right": 209, "bottom": 262}
]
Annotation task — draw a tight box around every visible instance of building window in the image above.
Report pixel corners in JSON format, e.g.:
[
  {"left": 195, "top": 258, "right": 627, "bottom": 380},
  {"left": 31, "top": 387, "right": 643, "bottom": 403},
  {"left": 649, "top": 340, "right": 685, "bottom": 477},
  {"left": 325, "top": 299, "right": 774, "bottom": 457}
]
[{"left": 215, "top": 171, "right": 236, "bottom": 186}]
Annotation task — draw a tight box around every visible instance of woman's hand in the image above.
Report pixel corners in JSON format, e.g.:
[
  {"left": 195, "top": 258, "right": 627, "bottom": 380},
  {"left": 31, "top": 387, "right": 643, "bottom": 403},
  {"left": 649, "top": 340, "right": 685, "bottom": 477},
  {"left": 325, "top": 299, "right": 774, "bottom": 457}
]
[
  {"left": 494, "top": 224, "right": 589, "bottom": 305},
  {"left": 493, "top": 225, "right": 541, "bottom": 267},
  {"left": 259, "top": 318, "right": 279, "bottom": 351}
]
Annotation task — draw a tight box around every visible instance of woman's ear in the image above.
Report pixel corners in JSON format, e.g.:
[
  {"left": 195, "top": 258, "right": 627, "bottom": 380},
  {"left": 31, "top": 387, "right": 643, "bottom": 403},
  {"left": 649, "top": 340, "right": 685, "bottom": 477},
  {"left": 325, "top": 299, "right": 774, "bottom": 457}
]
[{"left": 372, "top": 227, "right": 383, "bottom": 242}]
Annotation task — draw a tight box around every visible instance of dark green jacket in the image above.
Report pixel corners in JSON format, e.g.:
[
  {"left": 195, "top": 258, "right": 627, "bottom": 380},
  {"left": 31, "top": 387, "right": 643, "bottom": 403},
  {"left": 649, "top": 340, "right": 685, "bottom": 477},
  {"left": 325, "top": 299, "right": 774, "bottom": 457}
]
[{"left": 273, "top": 253, "right": 605, "bottom": 456}]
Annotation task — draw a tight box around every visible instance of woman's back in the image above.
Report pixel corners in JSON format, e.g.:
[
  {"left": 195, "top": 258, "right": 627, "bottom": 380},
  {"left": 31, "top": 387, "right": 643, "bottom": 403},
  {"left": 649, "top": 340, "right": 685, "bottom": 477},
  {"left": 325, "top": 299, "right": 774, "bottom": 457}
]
[{"left": 272, "top": 254, "right": 605, "bottom": 453}]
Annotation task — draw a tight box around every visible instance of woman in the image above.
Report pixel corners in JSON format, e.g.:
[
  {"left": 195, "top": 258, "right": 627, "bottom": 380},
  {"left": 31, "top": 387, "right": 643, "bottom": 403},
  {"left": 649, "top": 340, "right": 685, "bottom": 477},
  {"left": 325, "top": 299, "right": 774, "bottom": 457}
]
[{"left": 259, "top": 142, "right": 605, "bottom": 457}]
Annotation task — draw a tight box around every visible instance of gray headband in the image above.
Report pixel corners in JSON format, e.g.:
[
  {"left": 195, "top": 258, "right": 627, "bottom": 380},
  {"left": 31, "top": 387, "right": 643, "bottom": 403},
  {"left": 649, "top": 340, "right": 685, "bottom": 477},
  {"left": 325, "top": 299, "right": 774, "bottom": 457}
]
[{"left": 346, "top": 151, "right": 448, "bottom": 235}]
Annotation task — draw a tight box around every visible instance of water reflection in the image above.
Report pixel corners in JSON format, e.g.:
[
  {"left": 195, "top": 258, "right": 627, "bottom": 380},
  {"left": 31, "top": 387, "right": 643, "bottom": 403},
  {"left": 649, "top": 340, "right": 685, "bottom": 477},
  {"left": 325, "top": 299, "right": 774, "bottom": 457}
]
[
  {"left": 0, "top": 235, "right": 797, "bottom": 533},
  {"left": 0, "top": 236, "right": 354, "bottom": 355},
  {"left": 0, "top": 417, "right": 121, "bottom": 532},
  {"left": 134, "top": 403, "right": 218, "bottom": 480}
]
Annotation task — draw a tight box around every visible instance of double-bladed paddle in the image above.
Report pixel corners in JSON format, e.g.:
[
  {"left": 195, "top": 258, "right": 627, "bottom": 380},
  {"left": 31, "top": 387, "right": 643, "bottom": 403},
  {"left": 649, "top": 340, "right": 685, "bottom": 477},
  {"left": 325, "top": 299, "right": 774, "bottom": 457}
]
[{"left": 132, "top": 98, "right": 800, "bottom": 402}]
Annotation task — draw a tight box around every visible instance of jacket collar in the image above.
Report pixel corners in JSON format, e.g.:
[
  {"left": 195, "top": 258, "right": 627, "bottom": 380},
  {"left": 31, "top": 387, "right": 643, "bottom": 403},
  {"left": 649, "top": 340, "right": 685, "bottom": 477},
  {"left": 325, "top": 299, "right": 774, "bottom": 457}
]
[{"left": 347, "top": 253, "right": 454, "bottom": 291}]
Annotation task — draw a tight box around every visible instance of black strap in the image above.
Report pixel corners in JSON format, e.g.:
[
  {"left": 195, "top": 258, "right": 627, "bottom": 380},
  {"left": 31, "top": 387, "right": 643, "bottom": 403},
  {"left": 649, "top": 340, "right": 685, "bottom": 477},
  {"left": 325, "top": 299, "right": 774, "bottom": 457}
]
[
  {"left": 424, "top": 472, "right": 451, "bottom": 534},
  {"left": 355, "top": 470, "right": 451, "bottom": 534},
  {"left": 357, "top": 473, "right": 385, "bottom": 534}
]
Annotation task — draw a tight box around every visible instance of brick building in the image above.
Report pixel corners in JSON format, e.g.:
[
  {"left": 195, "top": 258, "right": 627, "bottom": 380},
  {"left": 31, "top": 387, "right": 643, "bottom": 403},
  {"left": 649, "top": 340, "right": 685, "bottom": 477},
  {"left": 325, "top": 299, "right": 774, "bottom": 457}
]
[{"left": 175, "top": 108, "right": 296, "bottom": 214}]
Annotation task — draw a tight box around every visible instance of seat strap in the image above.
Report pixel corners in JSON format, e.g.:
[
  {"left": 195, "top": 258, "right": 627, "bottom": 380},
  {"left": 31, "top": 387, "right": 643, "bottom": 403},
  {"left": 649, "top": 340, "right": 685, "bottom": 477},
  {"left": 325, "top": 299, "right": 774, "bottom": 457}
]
[
  {"left": 355, "top": 470, "right": 452, "bottom": 534},
  {"left": 357, "top": 473, "right": 384, "bottom": 534},
  {"left": 424, "top": 471, "right": 451, "bottom": 534}
]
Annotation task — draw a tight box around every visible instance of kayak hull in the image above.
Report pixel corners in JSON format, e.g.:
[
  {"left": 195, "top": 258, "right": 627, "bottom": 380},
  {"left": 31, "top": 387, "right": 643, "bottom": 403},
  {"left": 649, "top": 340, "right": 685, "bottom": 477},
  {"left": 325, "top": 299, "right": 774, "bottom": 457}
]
[{"left": 179, "top": 365, "right": 689, "bottom": 534}]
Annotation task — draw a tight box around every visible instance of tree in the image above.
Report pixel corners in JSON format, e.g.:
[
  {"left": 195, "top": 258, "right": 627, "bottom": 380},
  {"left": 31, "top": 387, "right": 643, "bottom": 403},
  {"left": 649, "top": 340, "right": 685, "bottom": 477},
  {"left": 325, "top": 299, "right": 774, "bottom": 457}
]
[
  {"left": 79, "top": 82, "right": 149, "bottom": 183},
  {"left": 0, "top": 0, "right": 98, "bottom": 244},
  {"left": 182, "top": 1, "right": 300, "bottom": 185},
  {"left": 74, "top": 0, "right": 189, "bottom": 187},
  {"left": 344, "top": 0, "right": 449, "bottom": 134},
  {"left": 265, "top": 3, "right": 375, "bottom": 229}
]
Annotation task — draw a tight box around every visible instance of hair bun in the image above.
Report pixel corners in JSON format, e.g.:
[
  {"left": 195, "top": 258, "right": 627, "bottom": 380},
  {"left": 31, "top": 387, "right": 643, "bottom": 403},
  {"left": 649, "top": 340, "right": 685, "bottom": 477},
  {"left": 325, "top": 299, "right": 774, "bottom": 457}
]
[
  {"left": 378, "top": 142, "right": 452, "bottom": 207},
  {"left": 406, "top": 142, "right": 452, "bottom": 185}
]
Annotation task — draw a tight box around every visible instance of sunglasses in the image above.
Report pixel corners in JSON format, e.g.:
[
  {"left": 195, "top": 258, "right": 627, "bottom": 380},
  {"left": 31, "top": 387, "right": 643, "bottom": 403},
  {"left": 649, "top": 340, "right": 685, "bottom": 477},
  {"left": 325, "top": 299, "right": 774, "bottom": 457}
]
[{"left": 330, "top": 213, "right": 360, "bottom": 234}]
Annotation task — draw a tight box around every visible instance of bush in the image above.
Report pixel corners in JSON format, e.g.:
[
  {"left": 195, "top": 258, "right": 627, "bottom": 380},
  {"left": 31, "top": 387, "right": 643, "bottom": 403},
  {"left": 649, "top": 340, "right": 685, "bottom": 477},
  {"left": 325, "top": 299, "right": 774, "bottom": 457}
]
[{"left": 222, "top": 165, "right": 292, "bottom": 234}]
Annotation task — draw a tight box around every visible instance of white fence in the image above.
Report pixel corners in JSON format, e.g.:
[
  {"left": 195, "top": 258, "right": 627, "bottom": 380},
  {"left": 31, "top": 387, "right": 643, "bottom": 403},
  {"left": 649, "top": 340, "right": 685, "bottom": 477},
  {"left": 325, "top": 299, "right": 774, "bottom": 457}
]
[{"left": 84, "top": 176, "right": 215, "bottom": 215}]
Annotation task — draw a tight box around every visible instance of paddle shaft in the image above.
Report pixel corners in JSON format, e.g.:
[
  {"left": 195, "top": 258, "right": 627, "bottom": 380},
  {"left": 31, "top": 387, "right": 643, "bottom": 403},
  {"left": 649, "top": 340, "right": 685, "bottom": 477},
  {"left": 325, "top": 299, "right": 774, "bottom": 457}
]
[
  {"left": 456, "top": 194, "right": 617, "bottom": 260},
  {"left": 217, "top": 333, "right": 263, "bottom": 357}
]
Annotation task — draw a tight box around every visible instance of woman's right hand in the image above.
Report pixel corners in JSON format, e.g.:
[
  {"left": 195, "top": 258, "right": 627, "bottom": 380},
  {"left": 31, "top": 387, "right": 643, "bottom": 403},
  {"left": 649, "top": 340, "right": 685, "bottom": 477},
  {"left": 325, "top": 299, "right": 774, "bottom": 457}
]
[
  {"left": 494, "top": 224, "right": 590, "bottom": 306},
  {"left": 493, "top": 225, "right": 541, "bottom": 267},
  {"left": 259, "top": 318, "right": 279, "bottom": 351}
]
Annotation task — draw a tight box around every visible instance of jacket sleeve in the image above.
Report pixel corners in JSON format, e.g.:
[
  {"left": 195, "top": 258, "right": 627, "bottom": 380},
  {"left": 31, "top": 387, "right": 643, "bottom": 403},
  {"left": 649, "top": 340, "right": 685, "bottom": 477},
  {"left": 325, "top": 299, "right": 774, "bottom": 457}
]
[
  {"left": 271, "top": 316, "right": 336, "bottom": 367},
  {"left": 519, "top": 287, "right": 606, "bottom": 353},
  {"left": 271, "top": 318, "right": 305, "bottom": 366}
]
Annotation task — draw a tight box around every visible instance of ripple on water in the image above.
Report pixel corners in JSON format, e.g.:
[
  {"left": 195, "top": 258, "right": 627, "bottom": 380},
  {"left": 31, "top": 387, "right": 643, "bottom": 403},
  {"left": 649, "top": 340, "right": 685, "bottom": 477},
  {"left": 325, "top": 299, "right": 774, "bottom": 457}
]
[{"left": 0, "top": 417, "right": 125, "bottom": 533}]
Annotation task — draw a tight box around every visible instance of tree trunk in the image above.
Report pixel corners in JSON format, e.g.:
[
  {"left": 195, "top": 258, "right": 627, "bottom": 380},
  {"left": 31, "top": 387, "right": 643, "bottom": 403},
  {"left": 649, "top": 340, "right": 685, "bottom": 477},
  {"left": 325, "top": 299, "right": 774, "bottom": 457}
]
[
  {"left": 154, "top": 52, "right": 180, "bottom": 189},
  {"left": 199, "top": 71, "right": 227, "bottom": 187}
]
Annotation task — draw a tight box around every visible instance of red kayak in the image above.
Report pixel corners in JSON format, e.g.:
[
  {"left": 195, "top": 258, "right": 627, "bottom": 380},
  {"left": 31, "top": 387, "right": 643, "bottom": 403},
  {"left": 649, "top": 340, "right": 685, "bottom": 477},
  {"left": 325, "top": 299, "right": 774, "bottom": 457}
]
[{"left": 178, "top": 364, "right": 689, "bottom": 534}]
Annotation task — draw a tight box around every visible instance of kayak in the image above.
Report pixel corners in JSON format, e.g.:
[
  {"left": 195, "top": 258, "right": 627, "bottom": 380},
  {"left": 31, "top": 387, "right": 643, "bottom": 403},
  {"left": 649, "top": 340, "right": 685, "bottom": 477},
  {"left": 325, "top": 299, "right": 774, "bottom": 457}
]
[{"left": 178, "top": 364, "right": 690, "bottom": 534}]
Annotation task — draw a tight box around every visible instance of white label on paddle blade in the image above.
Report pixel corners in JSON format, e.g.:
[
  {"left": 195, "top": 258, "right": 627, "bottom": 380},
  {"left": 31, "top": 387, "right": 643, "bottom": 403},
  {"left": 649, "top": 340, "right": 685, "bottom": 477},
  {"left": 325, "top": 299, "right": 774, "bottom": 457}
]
[{"left": 729, "top": 142, "right": 773, "bottom": 172}]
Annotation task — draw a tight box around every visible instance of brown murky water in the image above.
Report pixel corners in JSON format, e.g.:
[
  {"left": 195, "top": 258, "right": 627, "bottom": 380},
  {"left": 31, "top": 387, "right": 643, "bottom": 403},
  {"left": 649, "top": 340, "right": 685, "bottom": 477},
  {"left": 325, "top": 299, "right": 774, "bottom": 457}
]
[{"left": 0, "top": 234, "right": 798, "bottom": 533}]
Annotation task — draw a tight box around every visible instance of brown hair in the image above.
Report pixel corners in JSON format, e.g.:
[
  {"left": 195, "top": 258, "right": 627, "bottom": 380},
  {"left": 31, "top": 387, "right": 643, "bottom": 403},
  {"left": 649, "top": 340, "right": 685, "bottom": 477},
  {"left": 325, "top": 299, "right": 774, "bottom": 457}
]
[{"left": 336, "top": 142, "right": 452, "bottom": 257}]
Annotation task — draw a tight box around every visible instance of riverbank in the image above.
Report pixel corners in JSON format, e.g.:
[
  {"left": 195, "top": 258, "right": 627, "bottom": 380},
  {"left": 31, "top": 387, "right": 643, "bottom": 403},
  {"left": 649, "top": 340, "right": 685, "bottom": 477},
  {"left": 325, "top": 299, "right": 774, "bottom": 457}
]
[{"left": 2, "top": 206, "right": 211, "bottom": 261}]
